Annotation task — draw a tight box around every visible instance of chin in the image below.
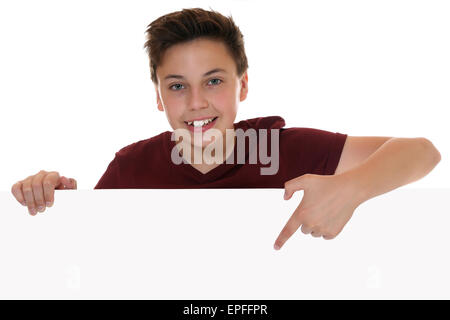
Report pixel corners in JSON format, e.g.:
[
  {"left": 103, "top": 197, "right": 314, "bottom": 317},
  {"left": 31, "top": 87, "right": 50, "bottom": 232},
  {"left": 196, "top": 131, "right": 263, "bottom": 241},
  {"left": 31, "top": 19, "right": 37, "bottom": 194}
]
[{"left": 191, "top": 135, "right": 218, "bottom": 149}]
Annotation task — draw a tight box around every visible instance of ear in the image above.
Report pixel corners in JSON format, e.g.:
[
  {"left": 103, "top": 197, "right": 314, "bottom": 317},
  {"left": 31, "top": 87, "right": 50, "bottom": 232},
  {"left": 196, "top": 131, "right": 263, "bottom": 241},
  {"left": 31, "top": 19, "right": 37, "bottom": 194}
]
[
  {"left": 239, "top": 71, "right": 248, "bottom": 102},
  {"left": 155, "top": 86, "right": 164, "bottom": 112}
]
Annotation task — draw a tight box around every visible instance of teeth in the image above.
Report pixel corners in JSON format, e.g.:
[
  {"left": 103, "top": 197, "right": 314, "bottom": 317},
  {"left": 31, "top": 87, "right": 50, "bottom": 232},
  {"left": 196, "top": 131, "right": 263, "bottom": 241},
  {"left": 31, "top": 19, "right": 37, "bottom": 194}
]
[{"left": 187, "top": 117, "right": 215, "bottom": 127}]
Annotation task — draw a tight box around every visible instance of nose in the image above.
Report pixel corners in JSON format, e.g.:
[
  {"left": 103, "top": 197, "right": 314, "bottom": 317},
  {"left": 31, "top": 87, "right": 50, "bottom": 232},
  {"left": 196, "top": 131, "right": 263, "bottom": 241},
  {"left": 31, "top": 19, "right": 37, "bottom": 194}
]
[{"left": 188, "top": 86, "right": 209, "bottom": 111}]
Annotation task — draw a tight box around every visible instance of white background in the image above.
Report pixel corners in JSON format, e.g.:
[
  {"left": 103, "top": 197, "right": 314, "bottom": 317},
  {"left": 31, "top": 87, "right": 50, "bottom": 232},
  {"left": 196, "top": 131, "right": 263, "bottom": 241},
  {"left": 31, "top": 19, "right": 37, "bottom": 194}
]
[{"left": 1, "top": 0, "right": 448, "bottom": 190}]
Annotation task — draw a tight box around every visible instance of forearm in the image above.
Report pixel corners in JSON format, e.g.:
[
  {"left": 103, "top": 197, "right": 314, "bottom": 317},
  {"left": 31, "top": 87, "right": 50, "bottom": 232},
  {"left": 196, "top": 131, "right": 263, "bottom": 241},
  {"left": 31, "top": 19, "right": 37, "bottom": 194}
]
[{"left": 340, "top": 138, "right": 441, "bottom": 204}]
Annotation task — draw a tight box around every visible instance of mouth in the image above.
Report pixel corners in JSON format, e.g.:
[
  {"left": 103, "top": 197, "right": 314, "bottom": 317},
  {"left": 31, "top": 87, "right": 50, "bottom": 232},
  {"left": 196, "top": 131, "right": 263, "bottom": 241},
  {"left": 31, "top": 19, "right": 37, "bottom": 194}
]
[{"left": 184, "top": 116, "right": 219, "bottom": 132}]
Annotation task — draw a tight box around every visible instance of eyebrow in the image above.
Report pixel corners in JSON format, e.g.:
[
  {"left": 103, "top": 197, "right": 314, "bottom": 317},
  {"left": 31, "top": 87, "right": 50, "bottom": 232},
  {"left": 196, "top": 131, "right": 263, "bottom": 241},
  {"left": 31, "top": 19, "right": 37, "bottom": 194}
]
[{"left": 163, "top": 68, "right": 227, "bottom": 81}]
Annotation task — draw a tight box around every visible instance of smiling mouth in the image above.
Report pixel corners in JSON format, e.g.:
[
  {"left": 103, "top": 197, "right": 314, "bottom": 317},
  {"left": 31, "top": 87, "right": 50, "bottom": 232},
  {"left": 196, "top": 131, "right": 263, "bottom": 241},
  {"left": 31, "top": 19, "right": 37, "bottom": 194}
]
[{"left": 184, "top": 116, "right": 218, "bottom": 127}]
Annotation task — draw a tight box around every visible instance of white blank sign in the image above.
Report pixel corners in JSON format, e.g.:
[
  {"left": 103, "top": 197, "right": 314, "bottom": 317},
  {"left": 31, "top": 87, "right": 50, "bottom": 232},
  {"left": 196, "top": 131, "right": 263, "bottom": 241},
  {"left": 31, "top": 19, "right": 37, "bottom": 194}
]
[{"left": 1, "top": 188, "right": 449, "bottom": 299}]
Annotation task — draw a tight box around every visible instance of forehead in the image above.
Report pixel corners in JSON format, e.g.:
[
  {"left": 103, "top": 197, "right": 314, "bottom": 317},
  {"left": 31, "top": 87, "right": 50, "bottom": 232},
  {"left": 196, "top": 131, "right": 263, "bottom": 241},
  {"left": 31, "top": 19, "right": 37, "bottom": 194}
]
[{"left": 158, "top": 38, "right": 236, "bottom": 77}]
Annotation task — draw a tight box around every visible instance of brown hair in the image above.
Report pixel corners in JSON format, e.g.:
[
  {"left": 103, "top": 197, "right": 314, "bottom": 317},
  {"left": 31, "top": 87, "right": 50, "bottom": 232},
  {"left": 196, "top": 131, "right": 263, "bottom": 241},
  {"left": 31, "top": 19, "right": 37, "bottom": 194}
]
[{"left": 144, "top": 7, "right": 248, "bottom": 85}]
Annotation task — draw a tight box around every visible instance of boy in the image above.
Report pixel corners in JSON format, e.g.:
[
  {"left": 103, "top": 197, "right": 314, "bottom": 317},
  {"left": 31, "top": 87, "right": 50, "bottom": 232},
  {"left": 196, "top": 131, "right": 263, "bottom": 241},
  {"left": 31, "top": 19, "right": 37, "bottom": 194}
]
[{"left": 11, "top": 8, "right": 441, "bottom": 249}]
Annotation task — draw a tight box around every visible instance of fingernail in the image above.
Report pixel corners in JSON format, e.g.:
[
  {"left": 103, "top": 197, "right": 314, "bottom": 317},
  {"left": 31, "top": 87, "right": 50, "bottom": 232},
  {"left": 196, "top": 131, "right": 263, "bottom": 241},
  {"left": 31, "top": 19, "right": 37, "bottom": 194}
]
[
  {"left": 274, "top": 244, "right": 280, "bottom": 250},
  {"left": 21, "top": 202, "right": 27, "bottom": 206},
  {"left": 46, "top": 201, "right": 52, "bottom": 207},
  {"left": 38, "top": 206, "right": 44, "bottom": 212},
  {"left": 29, "top": 208, "right": 36, "bottom": 215}
]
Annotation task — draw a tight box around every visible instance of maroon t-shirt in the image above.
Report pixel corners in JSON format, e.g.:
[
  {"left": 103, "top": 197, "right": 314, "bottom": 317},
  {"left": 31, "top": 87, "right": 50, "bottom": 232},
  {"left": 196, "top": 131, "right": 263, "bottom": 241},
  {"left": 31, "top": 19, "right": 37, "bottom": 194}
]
[{"left": 94, "top": 116, "right": 347, "bottom": 189}]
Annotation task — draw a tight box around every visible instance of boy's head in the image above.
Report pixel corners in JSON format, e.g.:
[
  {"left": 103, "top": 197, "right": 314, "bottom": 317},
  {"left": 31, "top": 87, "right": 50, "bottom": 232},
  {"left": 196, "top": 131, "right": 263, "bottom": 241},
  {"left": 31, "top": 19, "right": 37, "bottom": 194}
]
[{"left": 144, "top": 8, "right": 249, "bottom": 148}]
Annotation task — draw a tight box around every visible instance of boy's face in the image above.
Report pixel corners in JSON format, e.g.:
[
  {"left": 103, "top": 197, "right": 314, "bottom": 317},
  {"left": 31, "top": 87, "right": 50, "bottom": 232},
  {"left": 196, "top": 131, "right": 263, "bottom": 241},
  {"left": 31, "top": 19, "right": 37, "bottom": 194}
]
[{"left": 154, "top": 38, "right": 248, "bottom": 148}]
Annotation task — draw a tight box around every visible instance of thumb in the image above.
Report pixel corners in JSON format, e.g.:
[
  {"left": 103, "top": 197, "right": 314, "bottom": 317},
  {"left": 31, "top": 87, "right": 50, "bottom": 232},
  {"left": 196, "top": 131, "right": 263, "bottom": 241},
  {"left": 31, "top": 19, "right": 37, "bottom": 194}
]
[
  {"left": 283, "top": 174, "right": 309, "bottom": 200},
  {"left": 69, "top": 178, "right": 77, "bottom": 189},
  {"left": 284, "top": 188, "right": 296, "bottom": 200},
  {"left": 59, "top": 176, "right": 76, "bottom": 189},
  {"left": 283, "top": 189, "right": 290, "bottom": 200}
]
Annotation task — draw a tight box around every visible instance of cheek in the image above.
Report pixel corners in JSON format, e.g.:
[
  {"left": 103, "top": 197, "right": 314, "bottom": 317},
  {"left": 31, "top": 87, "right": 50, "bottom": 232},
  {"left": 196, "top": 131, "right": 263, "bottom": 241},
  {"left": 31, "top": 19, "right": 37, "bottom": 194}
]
[
  {"left": 163, "top": 105, "right": 184, "bottom": 128},
  {"left": 215, "top": 88, "right": 238, "bottom": 112}
]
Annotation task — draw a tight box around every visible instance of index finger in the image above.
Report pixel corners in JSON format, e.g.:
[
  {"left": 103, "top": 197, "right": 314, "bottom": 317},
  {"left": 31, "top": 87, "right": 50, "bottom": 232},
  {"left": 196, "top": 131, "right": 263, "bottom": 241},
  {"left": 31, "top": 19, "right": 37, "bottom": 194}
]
[
  {"left": 42, "top": 172, "right": 60, "bottom": 206},
  {"left": 11, "top": 181, "right": 27, "bottom": 206},
  {"left": 274, "top": 208, "right": 304, "bottom": 250}
]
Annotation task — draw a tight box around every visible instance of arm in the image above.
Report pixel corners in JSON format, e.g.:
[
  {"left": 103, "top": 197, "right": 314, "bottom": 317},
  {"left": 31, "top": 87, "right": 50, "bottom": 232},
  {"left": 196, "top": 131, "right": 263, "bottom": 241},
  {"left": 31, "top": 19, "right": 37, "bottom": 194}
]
[
  {"left": 274, "top": 137, "right": 441, "bottom": 249},
  {"left": 339, "top": 137, "right": 441, "bottom": 204}
]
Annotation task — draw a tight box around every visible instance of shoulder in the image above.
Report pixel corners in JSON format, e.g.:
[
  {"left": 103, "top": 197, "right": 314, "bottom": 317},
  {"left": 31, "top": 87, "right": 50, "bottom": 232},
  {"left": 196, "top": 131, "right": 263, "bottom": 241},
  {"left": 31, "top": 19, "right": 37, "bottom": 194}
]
[
  {"left": 234, "top": 115, "right": 286, "bottom": 130},
  {"left": 115, "top": 131, "right": 171, "bottom": 159},
  {"left": 280, "top": 126, "right": 345, "bottom": 138},
  {"left": 279, "top": 126, "right": 347, "bottom": 152}
]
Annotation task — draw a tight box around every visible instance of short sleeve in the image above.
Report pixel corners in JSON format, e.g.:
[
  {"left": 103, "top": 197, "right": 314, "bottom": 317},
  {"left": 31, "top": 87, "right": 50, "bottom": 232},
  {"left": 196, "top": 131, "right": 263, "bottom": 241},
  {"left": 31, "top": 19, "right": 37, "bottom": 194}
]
[
  {"left": 280, "top": 127, "right": 347, "bottom": 178},
  {"left": 323, "top": 131, "right": 348, "bottom": 175},
  {"left": 94, "top": 154, "right": 121, "bottom": 189}
]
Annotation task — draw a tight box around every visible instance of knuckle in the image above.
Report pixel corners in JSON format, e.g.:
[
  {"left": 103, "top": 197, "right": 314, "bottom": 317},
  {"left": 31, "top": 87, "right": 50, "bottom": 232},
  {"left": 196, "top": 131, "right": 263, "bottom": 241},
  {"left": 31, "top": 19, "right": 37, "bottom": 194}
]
[
  {"left": 31, "top": 181, "right": 41, "bottom": 189},
  {"left": 310, "top": 220, "right": 322, "bottom": 229},
  {"left": 302, "top": 222, "right": 312, "bottom": 230},
  {"left": 44, "top": 194, "right": 54, "bottom": 204},
  {"left": 42, "top": 180, "right": 53, "bottom": 188},
  {"left": 22, "top": 186, "right": 32, "bottom": 194},
  {"left": 311, "top": 231, "right": 321, "bottom": 237},
  {"left": 313, "top": 227, "right": 323, "bottom": 234}
]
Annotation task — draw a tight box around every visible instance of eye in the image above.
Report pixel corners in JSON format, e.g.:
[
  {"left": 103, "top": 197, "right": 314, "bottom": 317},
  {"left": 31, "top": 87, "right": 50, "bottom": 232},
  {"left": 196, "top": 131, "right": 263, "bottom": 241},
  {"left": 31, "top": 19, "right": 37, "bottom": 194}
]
[
  {"left": 169, "top": 79, "right": 221, "bottom": 91},
  {"left": 208, "top": 78, "right": 222, "bottom": 86},
  {"left": 169, "top": 83, "right": 184, "bottom": 91}
]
